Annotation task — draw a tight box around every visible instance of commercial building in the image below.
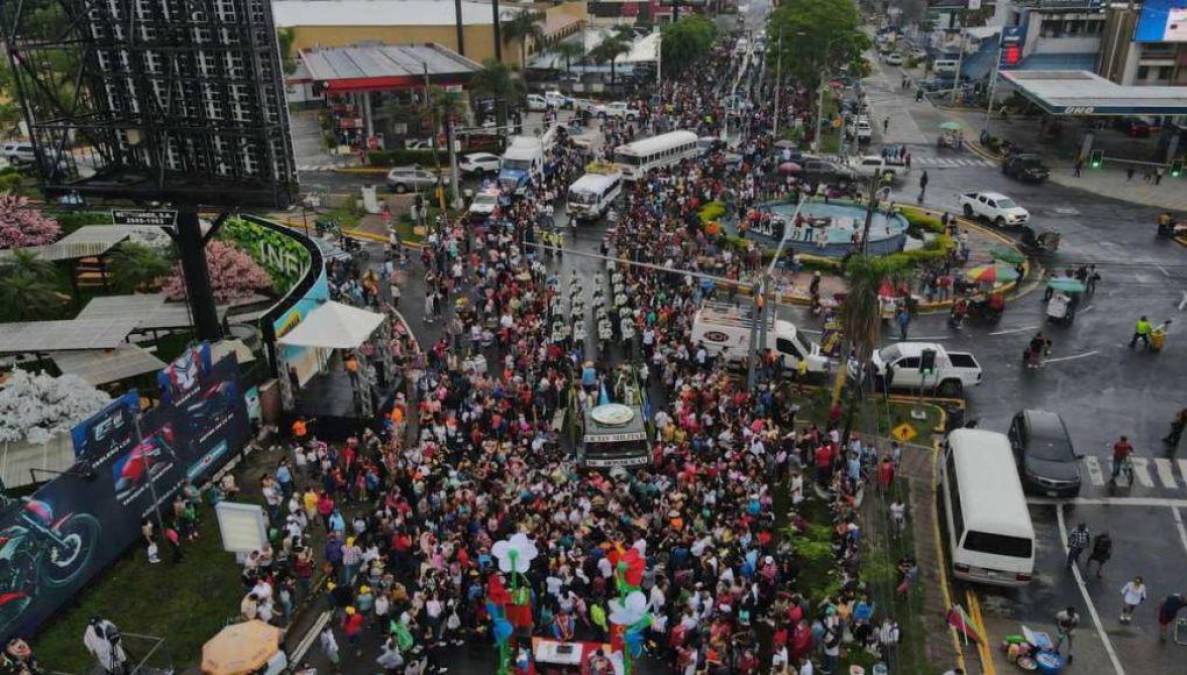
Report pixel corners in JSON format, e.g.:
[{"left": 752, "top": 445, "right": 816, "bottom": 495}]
[{"left": 272, "top": 0, "right": 589, "bottom": 67}]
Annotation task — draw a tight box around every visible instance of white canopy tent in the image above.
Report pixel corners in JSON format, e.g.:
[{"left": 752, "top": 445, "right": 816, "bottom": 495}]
[{"left": 276, "top": 301, "right": 384, "bottom": 350}]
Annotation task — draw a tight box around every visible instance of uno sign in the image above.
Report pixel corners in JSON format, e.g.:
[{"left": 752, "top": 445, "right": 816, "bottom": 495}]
[{"left": 1064, "top": 107, "right": 1095, "bottom": 115}]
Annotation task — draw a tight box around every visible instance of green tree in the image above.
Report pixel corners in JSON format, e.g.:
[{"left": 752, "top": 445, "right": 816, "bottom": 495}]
[
  {"left": 830, "top": 253, "right": 905, "bottom": 439},
  {"left": 501, "top": 11, "right": 545, "bottom": 68},
  {"left": 107, "top": 242, "right": 172, "bottom": 294},
  {"left": 0, "top": 250, "right": 66, "bottom": 322},
  {"left": 470, "top": 59, "right": 526, "bottom": 132},
  {"left": 590, "top": 37, "right": 630, "bottom": 86},
  {"left": 276, "top": 28, "right": 297, "bottom": 75},
  {"left": 661, "top": 15, "right": 718, "bottom": 78},
  {"left": 550, "top": 41, "right": 586, "bottom": 77},
  {"left": 767, "top": 0, "right": 871, "bottom": 91}
]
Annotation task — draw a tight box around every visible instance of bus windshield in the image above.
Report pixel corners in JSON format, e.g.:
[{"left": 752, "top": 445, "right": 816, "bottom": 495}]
[
  {"left": 614, "top": 153, "right": 643, "bottom": 166},
  {"left": 568, "top": 189, "right": 596, "bottom": 205},
  {"left": 503, "top": 159, "right": 531, "bottom": 171}
]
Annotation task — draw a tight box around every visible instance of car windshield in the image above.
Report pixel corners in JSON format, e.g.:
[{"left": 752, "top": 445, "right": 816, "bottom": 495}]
[
  {"left": 996, "top": 198, "right": 1018, "bottom": 208},
  {"left": 879, "top": 345, "right": 902, "bottom": 362},
  {"left": 568, "top": 189, "right": 596, "bottom": 205},
  {"left": 503, "top": 159, "right": 531, "bottom": 171}
]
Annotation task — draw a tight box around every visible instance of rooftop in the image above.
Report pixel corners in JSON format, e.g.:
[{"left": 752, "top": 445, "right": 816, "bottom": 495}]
[
  {"left": 272, "top": 0, "right": 521, "bottom": 27},
  {"left": 1001, "top": 69, "right": 1187, "bottom": 115},
  {"left": 299, "top": 43, "right": 482, "bottom": 92}
]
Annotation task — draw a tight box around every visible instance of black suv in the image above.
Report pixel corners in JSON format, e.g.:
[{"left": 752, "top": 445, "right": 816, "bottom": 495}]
[
  {"left": 1002, "top": 154, "right": 1050, "bottom": 183},
  {"left": 1009, "top": 410, "right": 1081, "bottom": 497}
]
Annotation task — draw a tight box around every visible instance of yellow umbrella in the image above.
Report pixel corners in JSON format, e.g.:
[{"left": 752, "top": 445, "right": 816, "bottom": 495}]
[{"left": 201, "top": 620, "right": 282, "bottom": 675}]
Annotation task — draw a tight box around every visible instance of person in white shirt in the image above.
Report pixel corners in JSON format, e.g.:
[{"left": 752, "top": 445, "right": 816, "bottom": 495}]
[{"left": 1120, "top": 576, "right": 1147, "bottom": 623}]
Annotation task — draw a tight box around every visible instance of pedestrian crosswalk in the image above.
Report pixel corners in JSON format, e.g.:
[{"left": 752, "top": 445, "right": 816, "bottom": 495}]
[
  {"left": 1081, "top": 456, "right": 1187, "bottom": 490},
  {"left": 909, "top": 157, "right": 997, "bottom": 169}
]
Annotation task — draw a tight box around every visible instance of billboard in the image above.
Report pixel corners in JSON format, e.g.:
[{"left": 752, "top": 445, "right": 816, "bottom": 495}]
[
  {"left": 0, "top": 355, "right": 249, "bottom": 642},
  {"left": 157, "top": 342, "right": 212, "bottom": 406},
  {"left": 220, "top": 216, "right": 313, "bottom": 294},
  {"left": 70, "top": 392, "right": 140, "bottom": 461},
  {"left": 999, "top": 26, "right": 1026, "bottom": 70},
  {"left": 1135, "top": 0, "right": 1187, "bottom": 42}
]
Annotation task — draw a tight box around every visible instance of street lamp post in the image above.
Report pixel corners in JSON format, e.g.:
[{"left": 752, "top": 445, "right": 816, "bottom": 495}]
[
  {"left": 950, "top": 15, "right": 966, "bottom": 105},
  {"left": 772, "top": 27, "right": 784, "bottom": 137}
]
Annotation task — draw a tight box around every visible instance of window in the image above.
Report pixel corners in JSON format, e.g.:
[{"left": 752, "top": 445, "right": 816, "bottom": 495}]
[
  {"left": 962, "top": 530, "right": 1034, "bottom": 558},
  {"left": 1138, "top": 66, "right": 1150, "bottom": 79},
  {"left": 1159, "top": 66, "right": 1174, "bottom": 81},
  {"left": 897, "top": 356, "right": 920, "bottom": 370},
  {"left": 776, "top": 337, "right": 803, "bottom": 359},
  {"left": 945, "top": 451, "right": 966, "bottom": 540}
]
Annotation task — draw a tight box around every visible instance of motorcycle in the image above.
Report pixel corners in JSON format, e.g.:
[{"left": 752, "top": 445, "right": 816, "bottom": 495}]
[
  {"left": 965, "top": 300, "right": 1003, "bottom": 325},
  {"left": 0, "top": 499, "right": 101, "bottom": 631}
]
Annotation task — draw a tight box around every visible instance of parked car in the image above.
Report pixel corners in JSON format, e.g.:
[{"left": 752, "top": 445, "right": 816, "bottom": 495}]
[
  {"left": 594, "top": 101, "right": 640, "bottom": 121},
  {"left": 544, "top": 90, "right": 573, "bottom": 109},
  {"left": 800, "top": 156, "right": 857, "bottom": 182},
  {"left": 1116, "top": 117, "right": 1151, "bottom": 138},
  {"left": 402, "top": 138, "right": 434, "bottom": 150},
  {"left": 467, "top": 188, "right": 500, "bottom": 221},
  {"left": 385, "top": 165, "right": 448, "bottom": 193},
  {"left": 2, "top": 141, "right": 36, "bottom": 165},
  {"left": 884, "top": 52, "right": 904, "bottom": 66},
  {"left": 862, "top": 342, "right": 983, "bottom": 397},
  {"left": 526, "top": 94, "right": 548, "bottom": 112},
  {"left": 1001, "top": 154, "right": 1050, "bottom": 183},
  {"left": 458, "top": 152, "right": 501, "bottom": 176},
  {"left": 959, "top": 191, "right": 1030, "bottom": 226},
  {"left": 1009, "top": 409, "right": 1081, "bottom": 497}
]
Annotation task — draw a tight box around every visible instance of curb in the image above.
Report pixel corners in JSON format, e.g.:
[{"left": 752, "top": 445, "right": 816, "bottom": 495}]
[
  {"left": 931, "top": 436, "right": 968, "bottom": 673},
  {"left": 273, "top": 217, "right": 426, "bottom": 250},
  {"left": 332, "top": 167, "right": 388, "bottom": 175}
]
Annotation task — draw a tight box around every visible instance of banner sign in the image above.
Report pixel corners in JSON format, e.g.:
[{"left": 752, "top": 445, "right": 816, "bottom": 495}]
[
  {"left": 0, "top": 354, "right": 249, "bottom": 643},
  {"left": 71, "top": 391, "right": 140, "bottom": 460},
  {"left": 220, "top": 215, "right": 312, "bottom": 293},
  {"left": 157, "top": 342, "right": 212, "bottom": 406},
  {"left": 1135, "top": 0, "right": 1187, "bottom": 43}
]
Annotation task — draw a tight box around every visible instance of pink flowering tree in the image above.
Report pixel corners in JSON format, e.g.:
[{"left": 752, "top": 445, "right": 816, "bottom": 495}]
[
  {"left": 159, "top": 240, "right": 273, "bottom": 302},
  {"left": 0, "top": 195, "right": 61, "bottom": 249}
]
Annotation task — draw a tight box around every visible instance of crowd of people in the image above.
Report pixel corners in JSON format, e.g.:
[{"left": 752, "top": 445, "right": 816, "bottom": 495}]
[{"left": 214, "top": 33, "right": 927, "bottom": 675}]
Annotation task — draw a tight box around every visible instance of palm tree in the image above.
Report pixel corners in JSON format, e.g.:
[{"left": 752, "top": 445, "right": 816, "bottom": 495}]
[
  {"left": 0, "top": 250, "right": 67, "bottom": 322},
  {"left": 591, "top": 37, "right": 630, "bottom": 86},
  {"left": 550, "top": 41, "right": 586, "bottom": 78},
  {"left": 421, "top": 85, "right": 465, "bottom": 201},
  {"left": 470, "top": 58, "right": 526, "bottom": 133},
  {"left": 501, "top": 11, "right": 545, "bottom": 68},
  {"left": 107, "top": 242, "right": 171, "bottom": 294},
  {"left": 832, "top": 254, "right": 905, "bottom": 443}
]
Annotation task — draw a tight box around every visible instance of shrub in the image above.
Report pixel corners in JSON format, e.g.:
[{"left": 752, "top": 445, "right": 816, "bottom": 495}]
[
  {"left": 885, "top": 234, "right": 955, "bottom": 268},
  {"left": 896, "top": 205, "right": 944, "bottom": 234},
  {"left": 0, "top": 195, "right": 61, "bottom": 248},
  {"left": 49, "top": 210, "right": 113, "bottom": 235},
  {"left": 367, "top": 149, "right": 448, "bottom": 167}
]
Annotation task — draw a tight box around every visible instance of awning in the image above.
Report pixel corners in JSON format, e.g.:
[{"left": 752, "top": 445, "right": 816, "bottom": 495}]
[
  {"left": 1000, "top": 69, "right": 1187, "bottom": 116},
  {"left": 300, "top": 43, "right": 482, "bottom": 94},
  {"left": 77, "top": 293, "right": 267, "bottom": 331},
  {"left": 211, "top": 338, "right": 256, "bottom": 364},
  {"left": 51, "top": 345, "right": 167, "bottom": 385},
  {"left": 0, "top": 317, "right": 139, "bottom": 353},
  {"left": 277, "top": 301, "right": 384, "bottom": 349}
]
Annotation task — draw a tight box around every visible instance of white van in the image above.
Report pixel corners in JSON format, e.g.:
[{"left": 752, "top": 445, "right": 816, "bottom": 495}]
[
  {"left": 567, "top": 165, "right": 622, "bottom": 221},
  {"left": 691, "top": 301, "right": 832, "bottom": 374},
  {"left": 933, "top": 59, "right": 959, "bottom": 76},
  {"left": 940, "top": 429, "right": 1036, "bottom": 587}
]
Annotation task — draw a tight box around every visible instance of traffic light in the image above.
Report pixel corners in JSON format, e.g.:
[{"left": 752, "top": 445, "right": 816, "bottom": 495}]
[
  {"left": 1171, "top": 159, "right": 1183, "bottom": 178},
  {"left": 920, "top": 349, "right": 937, "bottom": 374},
  {"left": 1089, "top": 149, "right": 1103, "bottom": 168}
]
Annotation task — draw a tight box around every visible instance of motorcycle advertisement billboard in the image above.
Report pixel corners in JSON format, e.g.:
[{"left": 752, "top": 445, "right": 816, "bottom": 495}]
[
  {"left": 70, "top": 391, "right": 140, "bottom": 461},
  {"left": 0, "top": 354, "right": 249, "bottom": 642},
  {"left": 157, "top": 341, "right": 212, "bottom": 406}
]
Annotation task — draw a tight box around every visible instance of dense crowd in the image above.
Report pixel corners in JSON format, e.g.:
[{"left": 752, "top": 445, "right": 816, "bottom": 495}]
[{"left": 231, "top": 34, "right": 913, "bottom": 675}]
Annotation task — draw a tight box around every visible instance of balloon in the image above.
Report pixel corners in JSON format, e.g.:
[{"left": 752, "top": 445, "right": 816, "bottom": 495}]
[{"left": 493, "top": 617, "right": 514, "bottom": 645}]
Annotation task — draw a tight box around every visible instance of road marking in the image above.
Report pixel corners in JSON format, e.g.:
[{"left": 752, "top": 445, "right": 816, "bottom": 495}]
[
  {"left": 1178, "top": 459, "right": 1187, "bottom": 483},
  {"left": 1154, "top": 457, "right": 1178, "bottom": 488},
  {"left": 1156, "top": 264, "right": 1170, "bottom": 277},
  {"left": 1056, "top": 504, "right": 1127, "bottom": 675},
  {"left": 1080, "top": 304, "right": 1094, "bottom": 313},
  {"left": 1131, "top": 456, "right": 1155, "bottom": 487},
  {"left": 1030, "top": 496, "right": 1187, "bottom": 507},
  {"left": 906, "top": 335, "right": 950, "bottom": 341},
  {"left": 1043, "top": 350, "right": 1100, "bottom": 364},
  {"left": 1173, "top": 507, "right": 1187, "bottom": 557},
  {"left": 1083, "top": 456, "right": 1105, "bottom": 486},
  {"left": 989, "top": 325, "right": 1036, "bottom": 336},
  {"left": 291, "top": 610, "right": 331, "bottom": 663}
]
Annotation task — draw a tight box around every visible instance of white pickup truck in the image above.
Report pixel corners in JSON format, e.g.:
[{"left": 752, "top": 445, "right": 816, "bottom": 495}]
[
  {"left": 862, "top": 342, "right": 983, "bottom": 397},
  {"left": 851, "top": 155, "right": 910, "bottom": 183},
  {"left": 959, "top": 191, "right": 1030, "bottom": 227}
]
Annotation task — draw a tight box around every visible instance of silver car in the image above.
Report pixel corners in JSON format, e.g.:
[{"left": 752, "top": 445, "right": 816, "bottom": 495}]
[{"left": 385, "top": 165, "right": 449, "bottom": 194}]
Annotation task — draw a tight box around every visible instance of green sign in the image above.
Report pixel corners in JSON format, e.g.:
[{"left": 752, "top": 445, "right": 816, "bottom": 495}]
[{"left": 219, "top": 216, "right": 311, "bottom": 293}]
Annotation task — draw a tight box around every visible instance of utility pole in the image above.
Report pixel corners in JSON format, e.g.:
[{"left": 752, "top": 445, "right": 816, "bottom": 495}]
[
  {"left": 492, "top": 0, "right": 503, "bottom": 62},
  {"left": 813, "top": 80, "right": 826, "bottom": 152},
  {"left": 747, "top": 197, "right": 807, "bottom": 390},
  {"left": 772, "top": 26, "right": 783, "bottom": 137},
  {"left": 984, "top": 32, "right": 1002, "bottom": 131},
  {"left": 454, "top": 0, "right": 466, "bottom": 56},
  {"left": 950, "top": 13, "right": 965, "bottom": 105}
]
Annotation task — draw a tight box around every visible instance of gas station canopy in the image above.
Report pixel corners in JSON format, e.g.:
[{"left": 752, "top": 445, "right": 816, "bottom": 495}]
[{"left": 1001, "top": 70, "right": 1187, "bottom": 117}]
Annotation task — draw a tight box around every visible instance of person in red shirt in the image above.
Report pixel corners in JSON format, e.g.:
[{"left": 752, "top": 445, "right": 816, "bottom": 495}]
[
  {"left": 1110, "top": 435, "right": 1134, "bottom": 482},
  {"left": 814, "top": 442, "right": 835, "bottom": 486},
  {"left": 342, "top": 606, "right": 364, "bottom": 654}
]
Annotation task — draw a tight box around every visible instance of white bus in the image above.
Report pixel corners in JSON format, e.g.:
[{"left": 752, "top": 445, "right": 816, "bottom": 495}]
[
  {"left": 613, "top": 130, "right": 699, "bottom": 180},
  {"left": 567, "top": 164, "right": 623, "bottom": 221},
  {"left": 940, "top": 428, "right": 1036, "bottom": 587}
]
